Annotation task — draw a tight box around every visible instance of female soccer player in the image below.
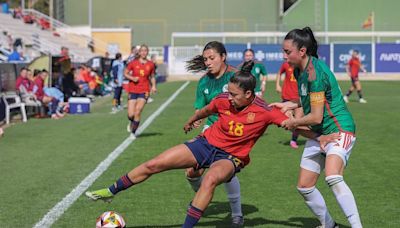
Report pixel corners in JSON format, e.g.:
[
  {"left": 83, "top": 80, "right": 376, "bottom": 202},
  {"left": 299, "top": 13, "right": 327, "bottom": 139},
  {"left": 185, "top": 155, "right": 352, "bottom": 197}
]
[
  {"left": 124, "top": 44, "right": 157, "bottom": 138},
  {"left": 237, "top": 49, "right": 267, "bottom": 98},
  {"left": 343, "top": 50, "right": 367, "bottom": 103},
  {"left": 275, "top": 61, "right": 303, "bottom": 149},
  {"left": 272, "top": 27, "right": 362, "bottom": 228},
  {"left": 185, "top": 41, "right": 243, "bottom": 226}
]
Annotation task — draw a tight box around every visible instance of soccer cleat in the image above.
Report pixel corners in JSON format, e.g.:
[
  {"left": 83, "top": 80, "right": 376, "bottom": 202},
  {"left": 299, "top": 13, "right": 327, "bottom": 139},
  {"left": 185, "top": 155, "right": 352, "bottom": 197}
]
[
  {"left": 85, "top": 188, "right": 114, "bottom": 202},
  {"left": 127, "top": 122, "right": 131, "bottom": 133},
  {"left": 343, "top": 95, "right": 349, "bottom": 103},
  {"left": 147, "top": 97, "right": 154, "bottom": 104},
  {"left": 359, "top": 98, "right": 367, "bottom": 103},
  {"left": 316, "top": 222, "right": 339, "bottom": 228},
  {"left": 290, "top": 140, "right": 299, "bottom": 149},
  {"left": 232, "top": 216, "right": 244, "bottom": 227},
  {"left": 129, "top": 133, "right": 137, "bottom": 140}
]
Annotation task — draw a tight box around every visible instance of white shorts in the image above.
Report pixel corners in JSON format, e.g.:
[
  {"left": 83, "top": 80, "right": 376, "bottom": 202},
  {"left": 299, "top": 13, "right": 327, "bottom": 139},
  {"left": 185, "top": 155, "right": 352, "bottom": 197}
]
[{"left": 300, "top": 132, "right": 356, "bottom": 174}]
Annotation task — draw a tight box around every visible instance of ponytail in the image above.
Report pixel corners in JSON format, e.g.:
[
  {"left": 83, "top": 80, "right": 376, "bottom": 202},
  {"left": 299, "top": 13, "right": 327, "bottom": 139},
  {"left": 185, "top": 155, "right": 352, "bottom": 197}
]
[
  {"left": 186, "top": 55, "right": 206, "bottom": 73},
  {"left": 230, "top": 60, "right": 256, "bottom": 93},
  {"left": 284, "top": 26, "right": 319, "bottom": 58}
]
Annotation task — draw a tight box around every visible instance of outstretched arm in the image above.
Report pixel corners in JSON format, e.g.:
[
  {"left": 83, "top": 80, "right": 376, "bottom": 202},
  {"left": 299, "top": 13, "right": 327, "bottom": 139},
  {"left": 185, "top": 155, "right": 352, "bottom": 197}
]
[{"left": 184, "top": 105, "right": 215, "bottom": 133}]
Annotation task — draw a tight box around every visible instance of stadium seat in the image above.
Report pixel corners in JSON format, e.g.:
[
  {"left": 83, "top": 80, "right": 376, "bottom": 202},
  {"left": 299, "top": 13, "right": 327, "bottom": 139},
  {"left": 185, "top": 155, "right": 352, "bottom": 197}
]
[{"left": 1, "top": 92, "right": 27, "bottom": 124}]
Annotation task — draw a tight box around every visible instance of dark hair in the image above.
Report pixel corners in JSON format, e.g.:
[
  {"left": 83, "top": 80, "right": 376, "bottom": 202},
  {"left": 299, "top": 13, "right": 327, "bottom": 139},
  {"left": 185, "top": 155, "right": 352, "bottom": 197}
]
[
  {"left": 243, "top": 48, "right": 254, "bottom": 56},
  {"left": 230, "top": 60, "right": 256, "bottom": 94},
  {"left": 284, "top": 27, "right": 318, "bottom": 58},
  {"left": 115, "top": 53, "right": 122, "bottom": 59},
  {"left": 353, "top": 50, "right": 359, "bottom": 54},
  {"left": 186, "top": 41, "right": 227, "bottom": 73},
  {"left": 33, "top": 69, "right": 41, "bottom": 76}
]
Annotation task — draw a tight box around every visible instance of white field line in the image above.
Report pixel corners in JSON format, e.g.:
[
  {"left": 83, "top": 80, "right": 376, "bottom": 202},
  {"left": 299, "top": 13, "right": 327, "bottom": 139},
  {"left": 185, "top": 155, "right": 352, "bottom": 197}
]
[{"left": 33, "top": 81, "right": 190, "bottom": 228}]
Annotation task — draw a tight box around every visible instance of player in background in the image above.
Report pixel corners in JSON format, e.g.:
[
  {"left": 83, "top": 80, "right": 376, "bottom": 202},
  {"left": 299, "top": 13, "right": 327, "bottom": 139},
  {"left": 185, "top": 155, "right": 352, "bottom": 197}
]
[
  {"left": 124, "top": 44, "right": 157, "bottom": 138},
  {"left": 185, "top": 41, "right": 243, "bottom": 226},
  {"left": 237, "top": 49, "right": 267, "bottom": 98},
  {"left": 343, "top": 50, "right": 367, "bottom": 103},
  {"left": 272, "top": 27, "right": 363, "bottom": 228},
  {"left": 86, "top": 61, "right": 338, "bottom": 227},
  {"left": 111, "top": 53, "right": 124, "bottom": 113},
  {"left": 275, "top": 61, "right": 303, "bottom": 149}
]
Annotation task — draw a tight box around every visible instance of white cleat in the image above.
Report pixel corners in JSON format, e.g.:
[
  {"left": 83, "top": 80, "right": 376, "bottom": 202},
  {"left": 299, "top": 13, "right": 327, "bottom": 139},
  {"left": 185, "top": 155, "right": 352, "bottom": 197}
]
[
  {"left": 359, "top": 98, "right": 367, "bottom": 103},
  {"left": 127, "top": 122, "right": 131, "bottom": 133},
  {"left": 147, "top": 97, "right": 154, "bottom": 104},
  {"left": 343, "top": 95, "right": 349, "bottom": 103},
  {"left": 129, "top": 133, "right": 136, "bottom": 140}
]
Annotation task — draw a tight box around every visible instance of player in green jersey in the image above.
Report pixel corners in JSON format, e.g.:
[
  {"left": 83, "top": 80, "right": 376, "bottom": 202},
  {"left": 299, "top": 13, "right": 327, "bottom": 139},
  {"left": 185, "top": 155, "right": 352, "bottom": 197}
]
[
  {"left": 238, "top": 49, "right": 267, "bottom": 98},
  {"left": 271, "top": 27, "right": 362, "bottom": 228},
  {"left": 185, "top": 41, "right": 243, "bottom": 226}
]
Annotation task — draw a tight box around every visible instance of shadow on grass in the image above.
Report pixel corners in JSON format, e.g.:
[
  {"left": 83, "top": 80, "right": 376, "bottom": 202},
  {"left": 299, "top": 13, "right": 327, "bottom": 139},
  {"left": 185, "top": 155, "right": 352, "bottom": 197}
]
[
  {"left": 279, "top": 139, "right": 307, "bottom": 147},
  {"left": 127, "top": 201, "right": 350, "bottom": 227},
  {"left": 137, "top": 132, "right": 163, "bottom": 138}
]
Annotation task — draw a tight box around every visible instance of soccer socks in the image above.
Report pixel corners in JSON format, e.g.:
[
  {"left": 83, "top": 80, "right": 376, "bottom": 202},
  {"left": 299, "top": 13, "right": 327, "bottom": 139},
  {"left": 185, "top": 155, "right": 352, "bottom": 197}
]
[
  {"left": 357, "top": 90, "right": 363, "bottom": 99},
  {"left": 326, "top": 175, "right": 362, "bottom": 228},
  {"left": 297, "top": 186, "right": 335, "bottom": 227},
  {"left": 183, "top": 203, "right": 203, "bottom": 227},
  {"left": 224, "top": 176, "right": 243, "bottom": 218},
  {"left": 108, "top": 174, "right": 134, "bottom": 195},
  {"left": 346, "top": 90, "right": 353, "bottom": 97},
  {"left": 131, "top": 120, "right": 140, "bottom": 134},
  {"left": 186, "top": 175, "right": 203, "bottom": 192},
  {"left": 291, "top": 131, "right": 299, "bottom": 142}
]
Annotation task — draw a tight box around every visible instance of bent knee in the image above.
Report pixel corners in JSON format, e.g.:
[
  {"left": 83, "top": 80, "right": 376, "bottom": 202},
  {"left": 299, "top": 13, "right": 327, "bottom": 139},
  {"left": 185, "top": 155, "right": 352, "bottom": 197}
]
[
  {"left": 143, "top": 159, "right": 164, "bottom": 174},
  {"left": 185, "top": 168, "right": 203, "bottom": 178},
  {"left": 201, "top": 175, "right": 219, "bottom": 189}
]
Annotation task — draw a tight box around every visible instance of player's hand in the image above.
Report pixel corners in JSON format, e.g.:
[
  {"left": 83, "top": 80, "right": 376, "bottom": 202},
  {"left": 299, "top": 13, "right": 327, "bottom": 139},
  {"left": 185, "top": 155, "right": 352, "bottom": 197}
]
[
  {"left": 192, "top": 119, "right": 203, "bottom": 128},
  {"left": 183, "top": 122, "right": 194, "bottom": 134},
  {"left": 132, "top": 77, "right": 139, "bottom": 83},
  {"left": 151, "top": 86, "right": 157, "bottom": 94},
  {"left": 319, "top": 132, "right": 341, "bottom": 151},
  {"left": 276, "top": 85, "right": 282, "bottom": 93},
  {"left": 281, "top": 116, "right": 297, "bottom": 130}
]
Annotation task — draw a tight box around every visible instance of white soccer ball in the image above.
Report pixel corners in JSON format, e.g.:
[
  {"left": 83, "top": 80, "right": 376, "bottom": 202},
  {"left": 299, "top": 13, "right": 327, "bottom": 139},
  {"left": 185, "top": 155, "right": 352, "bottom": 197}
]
[{"left": 96, "top": 211, "right": 126, "bottom": 228}]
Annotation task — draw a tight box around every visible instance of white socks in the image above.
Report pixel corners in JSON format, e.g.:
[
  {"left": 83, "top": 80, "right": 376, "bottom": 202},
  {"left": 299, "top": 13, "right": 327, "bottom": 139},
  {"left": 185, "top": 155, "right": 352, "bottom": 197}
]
[
  {"left": 224, "top": 176, "right": 243, "bottom": 217},
  {"left": 187, "top": 175, "right": 203, "bottom": 192},
  {"left": 326, "top": 175, "right": 362, "bottom": 228},
  {"left": 297, "top": 186, "right": 336, "bottom": 227}
]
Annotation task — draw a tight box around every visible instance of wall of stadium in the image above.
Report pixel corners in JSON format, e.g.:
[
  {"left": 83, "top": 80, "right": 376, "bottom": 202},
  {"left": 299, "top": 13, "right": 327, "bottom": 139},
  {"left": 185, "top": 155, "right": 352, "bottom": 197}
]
[
  {"left": 282, "top": 0, "right": 400, "bottom": 42},
  {"left": 64, "top": 0, "right": 280, "bottom": 46}
]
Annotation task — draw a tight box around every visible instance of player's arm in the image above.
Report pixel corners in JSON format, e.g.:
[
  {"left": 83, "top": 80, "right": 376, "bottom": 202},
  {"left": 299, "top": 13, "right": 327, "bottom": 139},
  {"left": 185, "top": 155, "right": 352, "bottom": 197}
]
[
  {"left": 184, "top": 105, "right": 215, "bottom": 133},
  {"left": 346, "top": 61, "right": 351, "bottom": 76},
  {"left": 124, "top": 67, "right": 138, "bottom": 82},
  {"left": 149, "top": 68, "right": 157, "bottom": 94},
  {"left": 281, "top": 92, "right": 324, "bottom": 130},
  {"left": 295, "top": 127, "right": 341, "bottom": 151},
  {"left": 260, "top": 65, "right": 268, "bottom": 95}
]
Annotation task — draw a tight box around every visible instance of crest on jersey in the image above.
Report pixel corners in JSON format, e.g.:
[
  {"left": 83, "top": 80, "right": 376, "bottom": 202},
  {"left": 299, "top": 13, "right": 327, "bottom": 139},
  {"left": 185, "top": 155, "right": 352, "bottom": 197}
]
[
  {"left": 224, "top": 110, "right": 231, "bottom": 115},
  {"left": 204, "top": 89, "right": 209, "bottom": 94},
  {"left": 222, "top": 84, "right": 228, "bottom": 92},
  {"left": 300, "top": 84, "right": 307, "bottom": 96},
  {"left": 247, "top": 112, "right": 255, "bottom": 123}
]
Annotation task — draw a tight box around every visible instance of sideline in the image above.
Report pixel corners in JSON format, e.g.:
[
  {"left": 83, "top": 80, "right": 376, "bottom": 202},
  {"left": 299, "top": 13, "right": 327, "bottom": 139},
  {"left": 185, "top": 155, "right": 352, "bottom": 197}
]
[{"left": 33, "top": 81, "right": 190, "bottom": 228}]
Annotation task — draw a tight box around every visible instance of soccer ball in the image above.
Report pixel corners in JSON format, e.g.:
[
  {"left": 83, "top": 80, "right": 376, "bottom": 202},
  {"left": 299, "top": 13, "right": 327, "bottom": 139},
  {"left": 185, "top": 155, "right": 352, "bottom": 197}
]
[{"left": 96, "top": 211, "right": 126, "bottom": 228}]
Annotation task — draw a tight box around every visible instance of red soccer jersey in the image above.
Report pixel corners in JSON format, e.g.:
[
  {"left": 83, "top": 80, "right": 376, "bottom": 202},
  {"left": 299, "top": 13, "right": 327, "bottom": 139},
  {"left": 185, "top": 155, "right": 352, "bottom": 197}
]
[
  {"left": 33, "top": 76, "right": 44, "bottom": 100},
  {"left": 348, "top": 57, "right": 361, "bottom": 77},
  {"left": 203, "top": 93, "right": 288, "bottom": 166},
  {"left": 279, "top": 62, "right": 299, "bottom": 101},
  {"left": 126, "top": 59, "right": 155, "bottom": 93}
]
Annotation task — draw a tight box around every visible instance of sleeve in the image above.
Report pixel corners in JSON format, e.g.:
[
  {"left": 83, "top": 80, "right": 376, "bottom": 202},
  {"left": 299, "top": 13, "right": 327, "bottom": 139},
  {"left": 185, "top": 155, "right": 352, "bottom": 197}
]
[
  {"left": 278, "top": 63, "right": 286, "bottom": 75},
  {"left": 265, "top": 107, "right": 288, "bottom": 126},
  {"left": 151, "top": 62, "right": 156, "bottom": 75},
  {"left": 207, "top": 96, "right": 222, "bottom": 113},
  {"left": 259, "top": 63, "right": 267, "bottom": 75},
  {"left": 194, "top": 79, "right": 206, "bottom": 109},
  {"left": 309, "top": 66, "right": 327, "bottom": 106}
]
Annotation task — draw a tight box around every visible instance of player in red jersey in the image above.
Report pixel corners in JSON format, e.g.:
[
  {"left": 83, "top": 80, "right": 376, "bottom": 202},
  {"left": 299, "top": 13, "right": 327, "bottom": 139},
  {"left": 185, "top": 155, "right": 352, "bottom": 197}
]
[
  {"left": 276, "top": 61, "right": 303, "bottom": 149},
  {"left": 343, "top": 50, "right": 367, "bottom": 103},
  {"left": 86, "top": 61, "right": 337, "bottom": 227},
  {"left": 124, "top": 44, "right": 157, "bottom": 138}
]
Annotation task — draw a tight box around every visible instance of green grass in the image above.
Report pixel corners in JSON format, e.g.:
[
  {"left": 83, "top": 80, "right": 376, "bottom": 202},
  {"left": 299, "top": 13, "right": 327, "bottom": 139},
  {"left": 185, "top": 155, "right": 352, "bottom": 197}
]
[{"left": 0, "top": 81, "right": 399, "bottom": 227}]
